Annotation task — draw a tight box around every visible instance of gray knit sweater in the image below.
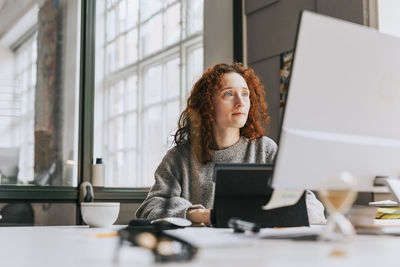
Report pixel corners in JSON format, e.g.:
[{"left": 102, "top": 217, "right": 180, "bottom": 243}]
[{"left": 136, "top": 136, "right": 325, "bottom": 224}]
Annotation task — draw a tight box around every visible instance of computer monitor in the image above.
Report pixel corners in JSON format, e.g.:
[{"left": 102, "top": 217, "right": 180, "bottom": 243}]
[{"left": 272, "top": 11, "right": 400, "bottom": 193}]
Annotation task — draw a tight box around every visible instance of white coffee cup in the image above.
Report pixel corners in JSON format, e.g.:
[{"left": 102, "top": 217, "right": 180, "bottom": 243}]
[{"left": 81, "top": 202, "right": 120, "bottom": 228}]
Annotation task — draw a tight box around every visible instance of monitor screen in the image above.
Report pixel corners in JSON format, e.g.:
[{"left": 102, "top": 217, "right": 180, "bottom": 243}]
[{"left": 272, "top": 11, "right": 400, "bottom": 192}]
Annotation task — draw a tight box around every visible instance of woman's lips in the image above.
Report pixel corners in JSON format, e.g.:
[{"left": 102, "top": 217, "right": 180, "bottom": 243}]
[{"left": 232, "top": 112, "right": 245, "bottom": 116}]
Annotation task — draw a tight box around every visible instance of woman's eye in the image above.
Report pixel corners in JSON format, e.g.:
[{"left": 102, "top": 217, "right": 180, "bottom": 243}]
[
  {"left": 242, "top": 91, "right": 249, "bottom": 97},
  {"left": 223, "top": 91, "right": 233, "bottom": 97}
]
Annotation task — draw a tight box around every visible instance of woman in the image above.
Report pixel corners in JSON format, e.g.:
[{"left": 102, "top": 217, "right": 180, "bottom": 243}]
[{"left": 136, "top": 63, "right": 325, "bottom": 225}]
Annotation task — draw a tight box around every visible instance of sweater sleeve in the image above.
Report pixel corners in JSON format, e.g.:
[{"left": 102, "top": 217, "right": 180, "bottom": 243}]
[{"left": 135, "top": 148, "right": 196, "bottom": 219}]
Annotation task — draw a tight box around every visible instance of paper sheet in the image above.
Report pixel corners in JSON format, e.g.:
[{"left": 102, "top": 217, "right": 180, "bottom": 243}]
[
  {"left": 262, "top": 189, "right": 304, "bottom": 210},
  {"left": 369, "top": 200, "right": 398, "bottom": 207}
]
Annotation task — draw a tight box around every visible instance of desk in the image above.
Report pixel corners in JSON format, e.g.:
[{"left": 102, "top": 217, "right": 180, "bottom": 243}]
[{"left": 1, "top": 225, "right": 400, "bottom": 267}]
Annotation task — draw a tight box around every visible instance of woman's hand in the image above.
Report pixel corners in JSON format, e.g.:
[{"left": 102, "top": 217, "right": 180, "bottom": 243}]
[{"left": 186, "top": 208, "right": 211, "bottom": 225}]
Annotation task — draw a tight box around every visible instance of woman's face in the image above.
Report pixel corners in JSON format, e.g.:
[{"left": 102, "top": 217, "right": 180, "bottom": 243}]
[{"left": 212, "top": 72, "right": 251, "bottom": 132}]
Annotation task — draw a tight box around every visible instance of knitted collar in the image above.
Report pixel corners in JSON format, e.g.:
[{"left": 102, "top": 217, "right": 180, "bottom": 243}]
[{"left": 212, "top": 136, "right": 248, "bottom": 163}]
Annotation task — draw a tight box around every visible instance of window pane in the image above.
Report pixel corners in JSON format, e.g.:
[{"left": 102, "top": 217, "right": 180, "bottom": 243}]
[
  {"left": 126, "top": 150, "right": 137, "bottom": 186},
  {"left": 107, "top": 0, "right": 117, "bottom": 9},
  {"left": 106, "top": 7, "right": 116, "bottom": 41},
  {"left": 166, "top": 57, "right": 180, "bottom": 98},
  {"left": 109, "top": 152, "right": 124, "bottom": 185},
  {"left": 126, "top": 29, "right": 138, "bottom": 64},
  {"left": 106, "top": 41, "right": 117, "bottom": 73},
  {"left": 143, "top": 65, "right": 162, "bottom": 106},
  {"left": 117, "top": 0, "right": 127, "bottom": 35},
  {"left": 0, "top": 0, "right": 80, "bottom": 186},
  {"left": 188, "top": 0, "right": 204, "bottom": 35},
  {"left": 165, "top": 3, "right": 181, "bottom": 46},
  {"left": 126, "top": 75, "right": 138, "bottom": 111},
  {"left": 127, "top": 0, "right": 139, "bottom": 29},
  {"left": 140, "top": 14, "right": 162, "bottom": 57},
  {"left": 187, "top": 47, "right": 204, "bottom": 93},
  {"left": 0, "top": 202, "right": 76, "bottom": 226},
  {"left": 109, "top": 116, "right": 124, "bottom": 150},
  {"left": 30, "top": 64, "right": 36, "bottom": 87},
  {"left": 140, "top": 0, "right": 163, "bottom": 21},
  {"left": 142, "top": 105, "right": 164, "bottom": 185},
  {"left": 126, "top": 112, "right": 137, "bottom": 148},
  {"left": 166, "top": 100, "right": 180, "bottom": 147},
  {"left": 167, "top": 0, "right": 177, "bottom": 6},
  {"left": 116, "top": 35, "right": 126, "bottom": 69},
  {"left": 109, "top": 81, "right": 125, "bottom": 116}
]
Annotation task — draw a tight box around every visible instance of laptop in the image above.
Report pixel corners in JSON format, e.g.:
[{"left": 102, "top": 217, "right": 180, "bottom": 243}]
[{"left": 211, "top": 163, "right": 309, "bottom": 228}]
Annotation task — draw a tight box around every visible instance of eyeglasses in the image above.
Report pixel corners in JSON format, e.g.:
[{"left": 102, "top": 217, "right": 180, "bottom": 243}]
[{"left": 113, "top": 221, "right": 198, "bottom": 263}]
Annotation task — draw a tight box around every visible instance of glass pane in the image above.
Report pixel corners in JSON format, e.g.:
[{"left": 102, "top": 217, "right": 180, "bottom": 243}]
[
  {"left": 187, "top": 47, "right": 204, "bottom": 93},
  {"left": 107, "top": 0, "right": 117, "bottom": 9},
  {"left": 166, "top": 100, "right": 180, "bottom": 147},
  {"left": 0, "top": 0, "right": 80, "bottom": 186},
  {"left": 166, "top": 57, "right": 180, "bottom": 98},
  {"left": 126, "top": 112, "right": 137, "bottom": 148},
  {"left": 106, "top": 7, "right": 116, "bottom": 42},
  {"left": 188, "top": 0, "right": 204, "bottom": 35},
  {"left": 106, "top": 41, "right": 117, "bottom": 74},
  {"left": 0, "top": 203, "right": 76, "bottom": 226},
  {"left": 143, "top": 65, "right": 162, "bottom": 106},
  {"left": 116, "top": 35, "right": 125, "bottom": 69},
  {"left": 165, "top": 3, "right": 181, "bottom": 46},
  {"left": 117, "top": 0, "right": 127, "bottom": 35},
  {"left": 142, "top": 105, "right": 164, "bottom": 185},
  {"left": 109, "top": 81, "right": 125, "bottom": 116},
  {"left": 140, "top": 14, "right": 162, "bottom": 57},
  {"left": 126, "top": 75, "right": 138, "bottom": 111},
  {"left": 140, "top": 0, "right": 163, "bottom": 21},
  {"left": 108, "top": 152, "right": 124, "bottom": 185},
  {"left": 30, "top": 63, "right": 36, "bottom": 87},
  {"left": 109, "top": 116, "right": 124, "bottom": 150},
  {"left": 126, "top": 150, "right": 137, "bottom": 186},
  {"left": 127, "top": 0, "right": 139, "bottom": 29},
  {"left": 126, "top": 29, "right": 138, "bottom": 64},
  {"left": 167, "top": 0, "right": 177, "bottom": 6}
]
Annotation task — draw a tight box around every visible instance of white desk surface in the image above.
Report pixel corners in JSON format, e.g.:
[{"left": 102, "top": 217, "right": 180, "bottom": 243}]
[{"left": 1, "top": 223, "right": 400, "bottom": 267}]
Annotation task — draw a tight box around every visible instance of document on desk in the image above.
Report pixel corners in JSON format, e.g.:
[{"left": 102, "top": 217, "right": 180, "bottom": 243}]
[
  {"left": 164, "top": 228, "right": 259, "bottom": 248},
  {"left": 256, "top": 226, "right": 324, "bottom": 239},
  {"left": 262, "top": 189, "right": 304, "bottom": 210}
]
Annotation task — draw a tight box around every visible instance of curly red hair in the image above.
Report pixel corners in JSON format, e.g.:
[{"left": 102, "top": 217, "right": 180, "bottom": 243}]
[{"left": 174, "top": 62, "right": 269, "bottom": 163}]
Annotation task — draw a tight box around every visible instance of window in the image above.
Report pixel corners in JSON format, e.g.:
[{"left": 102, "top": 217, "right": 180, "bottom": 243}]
[
  {"left": 94, "top": 0, "right": 204, "bottom": 187},
  {"left": 0, "top": 0, "right": 81, "bottom": 186}
]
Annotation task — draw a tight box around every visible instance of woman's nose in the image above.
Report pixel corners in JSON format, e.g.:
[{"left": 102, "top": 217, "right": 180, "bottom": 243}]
[{"left": 235, "top": 95, "right": 245, "bottom": 107}]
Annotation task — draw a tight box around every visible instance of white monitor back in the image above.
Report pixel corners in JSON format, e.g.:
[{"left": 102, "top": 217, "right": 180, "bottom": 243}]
[{"left": 272, "top": 11, "right": 400, "bottom": 192}]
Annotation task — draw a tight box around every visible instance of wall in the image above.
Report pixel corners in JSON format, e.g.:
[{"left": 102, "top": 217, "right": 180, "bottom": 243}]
[
  {"left": 203, "top": 0, "right": 233, "bottom": 69},
  {"left": 245, "top": 0, "right": 365, "bottom": 141}
]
